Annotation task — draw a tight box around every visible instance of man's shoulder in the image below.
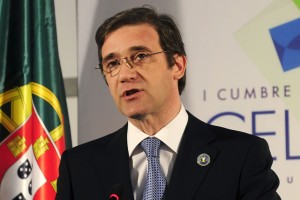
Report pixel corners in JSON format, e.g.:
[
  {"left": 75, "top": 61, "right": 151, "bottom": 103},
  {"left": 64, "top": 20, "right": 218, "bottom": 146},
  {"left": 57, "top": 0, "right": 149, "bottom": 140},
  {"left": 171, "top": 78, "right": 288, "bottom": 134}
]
[
  {"left": 209, "top": 123, "right": 266, "bottom": 149},
  {"left": 63, "top": 124, "right": 128, "bottom": 157},
  {"left": 185, "top": 111, "right": 270, "bottom": 162},
  {"left": 186, "top": 110, "right": 265, "bottom": 144}
]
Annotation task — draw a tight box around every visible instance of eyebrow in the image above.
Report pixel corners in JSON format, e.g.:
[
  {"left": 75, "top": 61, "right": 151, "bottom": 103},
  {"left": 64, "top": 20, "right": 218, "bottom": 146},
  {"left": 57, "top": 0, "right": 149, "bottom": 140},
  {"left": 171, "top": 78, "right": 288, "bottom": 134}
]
[
  {"left": 102, "top": 53, "right": 116, "bottom": 63},
  {"left": 129, "top": 46, "right": 152, "bottom": 52},
  {"left": 102, "top": 46, "right": 152, "bottom": 63}
]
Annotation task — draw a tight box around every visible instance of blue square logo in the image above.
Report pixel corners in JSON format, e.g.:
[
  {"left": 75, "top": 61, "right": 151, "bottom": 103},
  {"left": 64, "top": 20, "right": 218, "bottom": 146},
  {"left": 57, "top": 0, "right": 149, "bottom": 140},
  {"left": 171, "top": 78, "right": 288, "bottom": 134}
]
[{"left": 269, "top": 18, "right": 300, "bottom": 72}]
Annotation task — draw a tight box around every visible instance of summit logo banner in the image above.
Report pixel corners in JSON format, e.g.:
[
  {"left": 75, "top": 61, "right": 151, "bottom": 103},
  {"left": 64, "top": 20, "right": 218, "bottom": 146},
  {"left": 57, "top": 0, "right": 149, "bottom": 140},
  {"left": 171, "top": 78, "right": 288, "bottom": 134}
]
[
  {"left": 269, "top": 18, "right": 300, "bottom": 72},
  {"left": 233, "top": 1, "right": 300, "bottom": 199}
]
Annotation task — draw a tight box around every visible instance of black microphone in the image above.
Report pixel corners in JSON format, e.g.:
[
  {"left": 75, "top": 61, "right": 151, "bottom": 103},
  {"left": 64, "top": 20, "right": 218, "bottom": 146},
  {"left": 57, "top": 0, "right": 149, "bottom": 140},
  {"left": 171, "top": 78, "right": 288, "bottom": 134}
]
[{"left": 109, "top": 183, "right": 122, "bottom": 200}]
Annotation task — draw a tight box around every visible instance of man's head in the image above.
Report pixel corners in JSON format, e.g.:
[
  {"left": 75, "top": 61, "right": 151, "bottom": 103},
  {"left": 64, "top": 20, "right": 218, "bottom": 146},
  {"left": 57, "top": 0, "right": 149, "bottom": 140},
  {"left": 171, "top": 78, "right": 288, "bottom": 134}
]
[{"left": 95, "top": 6, "right": 186, "bottom": 94}]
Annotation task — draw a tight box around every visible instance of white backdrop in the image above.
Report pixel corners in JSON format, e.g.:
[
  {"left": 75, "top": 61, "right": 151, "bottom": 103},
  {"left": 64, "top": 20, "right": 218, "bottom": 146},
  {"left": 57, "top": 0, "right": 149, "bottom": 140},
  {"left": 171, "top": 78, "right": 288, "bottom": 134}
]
[{"left": 78, "top": 1, "right": 300, "bottom": 199}]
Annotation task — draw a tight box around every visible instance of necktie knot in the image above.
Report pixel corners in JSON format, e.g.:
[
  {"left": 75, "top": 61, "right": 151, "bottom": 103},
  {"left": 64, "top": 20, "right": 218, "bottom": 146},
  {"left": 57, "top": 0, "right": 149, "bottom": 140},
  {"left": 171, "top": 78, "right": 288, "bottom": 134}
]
[{"left": 140, "top": 137, "right": 161, "bottom": 158}]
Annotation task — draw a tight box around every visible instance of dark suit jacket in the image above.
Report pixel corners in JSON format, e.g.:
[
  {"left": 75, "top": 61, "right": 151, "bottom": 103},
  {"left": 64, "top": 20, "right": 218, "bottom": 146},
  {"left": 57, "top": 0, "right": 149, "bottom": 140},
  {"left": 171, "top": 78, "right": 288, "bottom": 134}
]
[{"left": 56, "top": 111, "right": 280, "bottom": 200}]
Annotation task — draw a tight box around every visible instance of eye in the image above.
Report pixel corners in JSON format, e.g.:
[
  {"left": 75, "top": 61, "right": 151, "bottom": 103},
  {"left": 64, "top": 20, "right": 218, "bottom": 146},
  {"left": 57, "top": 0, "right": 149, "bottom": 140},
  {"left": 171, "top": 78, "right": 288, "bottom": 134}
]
[
  {"left": 106, "top": 60, "right": 120, "bottom": 71},
  {"left": 133, "top": 52, "right": 150, "bottom": 63}
]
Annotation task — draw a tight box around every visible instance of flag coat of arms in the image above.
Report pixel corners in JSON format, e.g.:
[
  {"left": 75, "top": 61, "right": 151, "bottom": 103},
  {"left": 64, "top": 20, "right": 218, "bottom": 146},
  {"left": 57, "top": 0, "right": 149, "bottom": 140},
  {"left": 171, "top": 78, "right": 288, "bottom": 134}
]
[{"left": 0, "top": 0, "right": 72, "bottom": 199}]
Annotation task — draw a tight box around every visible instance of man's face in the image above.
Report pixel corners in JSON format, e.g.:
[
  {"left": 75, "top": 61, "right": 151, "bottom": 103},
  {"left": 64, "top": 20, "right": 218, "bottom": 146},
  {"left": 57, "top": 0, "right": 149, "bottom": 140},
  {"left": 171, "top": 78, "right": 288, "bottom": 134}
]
[{"left": 101, "top": 23, "right": 185, "bottom": 120}]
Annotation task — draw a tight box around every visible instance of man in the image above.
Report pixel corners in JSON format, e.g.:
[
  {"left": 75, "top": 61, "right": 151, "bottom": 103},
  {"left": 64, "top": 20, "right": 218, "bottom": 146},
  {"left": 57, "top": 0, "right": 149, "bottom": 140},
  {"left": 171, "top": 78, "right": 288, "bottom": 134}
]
[{"left": 56, "top": 6, "right": 280, "bottom": 200}]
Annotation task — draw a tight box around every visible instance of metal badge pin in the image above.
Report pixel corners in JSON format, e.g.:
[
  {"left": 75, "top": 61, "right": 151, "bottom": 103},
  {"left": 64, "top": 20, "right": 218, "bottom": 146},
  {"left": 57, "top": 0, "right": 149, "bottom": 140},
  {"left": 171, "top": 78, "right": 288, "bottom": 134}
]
[{"left": 197, "top": 153, "right": 211, "bottom": 166}]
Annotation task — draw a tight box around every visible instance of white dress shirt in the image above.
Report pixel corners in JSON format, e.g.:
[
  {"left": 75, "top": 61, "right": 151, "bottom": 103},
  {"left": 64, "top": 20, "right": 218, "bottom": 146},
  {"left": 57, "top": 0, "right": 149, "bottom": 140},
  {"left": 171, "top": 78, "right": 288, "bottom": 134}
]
[{"left": 127, "top": 105, "right": 188, "bottom": 200}]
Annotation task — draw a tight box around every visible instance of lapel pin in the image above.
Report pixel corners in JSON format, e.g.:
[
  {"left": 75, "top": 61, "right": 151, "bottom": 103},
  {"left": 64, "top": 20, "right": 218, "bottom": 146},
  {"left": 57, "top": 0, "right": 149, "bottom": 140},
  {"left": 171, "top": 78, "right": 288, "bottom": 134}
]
[{"left": 197, "top": 153, "right": 210, "bottom": 166}]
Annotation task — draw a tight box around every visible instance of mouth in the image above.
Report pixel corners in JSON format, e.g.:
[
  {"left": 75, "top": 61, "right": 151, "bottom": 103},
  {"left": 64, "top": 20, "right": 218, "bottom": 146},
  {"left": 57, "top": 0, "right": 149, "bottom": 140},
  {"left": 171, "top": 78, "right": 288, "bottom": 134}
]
[{"left": 124, "top": 89, "right": 140, "bottom": 97}]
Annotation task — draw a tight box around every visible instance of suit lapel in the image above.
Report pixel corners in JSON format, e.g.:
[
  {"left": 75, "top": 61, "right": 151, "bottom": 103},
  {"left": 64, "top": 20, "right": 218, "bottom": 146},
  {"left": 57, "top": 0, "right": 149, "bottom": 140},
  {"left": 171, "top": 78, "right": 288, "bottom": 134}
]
[
  {"left": 165, "top": 112, "right": 219, "bottom": 200},
  {"left": 89, "top": 125, "right": 134, "bottom": 200},
  {"left": 84, "top": 112, "right": 218, "bottom": 200}
]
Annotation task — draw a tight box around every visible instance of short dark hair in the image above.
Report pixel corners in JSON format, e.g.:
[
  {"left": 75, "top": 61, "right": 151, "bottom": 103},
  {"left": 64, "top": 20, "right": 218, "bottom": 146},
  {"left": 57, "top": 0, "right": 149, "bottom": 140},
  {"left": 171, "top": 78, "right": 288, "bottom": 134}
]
[{"left": 95, "top": 6, "right": 186, "bottom": 94}]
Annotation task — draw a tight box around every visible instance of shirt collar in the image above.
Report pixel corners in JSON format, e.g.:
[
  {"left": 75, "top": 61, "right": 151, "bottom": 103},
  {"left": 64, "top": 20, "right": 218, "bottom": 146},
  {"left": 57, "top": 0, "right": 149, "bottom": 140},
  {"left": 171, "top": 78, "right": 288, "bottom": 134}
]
[{"left": 127, "top": 104, "right": 188, "bottom": 157}]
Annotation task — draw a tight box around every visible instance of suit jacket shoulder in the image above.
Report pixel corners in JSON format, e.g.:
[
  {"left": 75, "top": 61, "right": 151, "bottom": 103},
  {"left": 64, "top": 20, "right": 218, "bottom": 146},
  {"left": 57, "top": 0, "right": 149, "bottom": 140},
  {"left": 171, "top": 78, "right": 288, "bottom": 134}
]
[
  {"left": 165, "top": 111, "right": 280, "bottom": 200},
  {"left": 56, "top": 124, "right": 134, "bottom": 200}
]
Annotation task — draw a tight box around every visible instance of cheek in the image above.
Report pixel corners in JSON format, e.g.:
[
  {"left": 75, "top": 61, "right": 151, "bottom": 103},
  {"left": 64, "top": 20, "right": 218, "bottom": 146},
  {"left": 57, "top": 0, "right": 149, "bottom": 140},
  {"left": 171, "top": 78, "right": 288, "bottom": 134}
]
[
  {"left": 149, "top": 74, "right": 173, "bottom": 96},
  {"left": 107, "top": 82, "right": 118, "bottom": 98}
]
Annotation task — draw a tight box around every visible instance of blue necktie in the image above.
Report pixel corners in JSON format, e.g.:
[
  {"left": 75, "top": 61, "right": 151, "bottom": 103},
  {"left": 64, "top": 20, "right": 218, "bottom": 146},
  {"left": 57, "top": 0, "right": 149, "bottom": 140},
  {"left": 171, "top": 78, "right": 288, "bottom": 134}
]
[{"left": 140, "top": 137, "right": 166, "bottom": 200}]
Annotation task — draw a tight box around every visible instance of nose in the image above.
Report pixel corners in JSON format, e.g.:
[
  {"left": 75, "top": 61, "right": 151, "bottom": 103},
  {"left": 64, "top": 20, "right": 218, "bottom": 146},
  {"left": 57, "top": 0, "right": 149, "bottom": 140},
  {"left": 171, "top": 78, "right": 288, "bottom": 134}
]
[
  {"left": 118, "top": 58, "right": 137, "bottom": 82},
  {"left": 120, "top": 58, "right": 133, "bottom": 69}
]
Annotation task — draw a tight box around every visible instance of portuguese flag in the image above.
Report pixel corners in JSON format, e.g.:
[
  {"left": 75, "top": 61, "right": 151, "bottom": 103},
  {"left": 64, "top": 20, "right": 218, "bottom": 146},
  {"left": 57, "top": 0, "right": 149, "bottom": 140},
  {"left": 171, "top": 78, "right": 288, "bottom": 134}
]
[{"left": 0, "top": 0, "right": 72, "bottom": 199}]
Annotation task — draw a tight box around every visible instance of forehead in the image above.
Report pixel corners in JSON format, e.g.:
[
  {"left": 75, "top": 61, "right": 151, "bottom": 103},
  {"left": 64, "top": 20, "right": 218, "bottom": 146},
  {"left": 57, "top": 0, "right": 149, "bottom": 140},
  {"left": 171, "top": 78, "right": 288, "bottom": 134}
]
[{"left": 101, "top": 24, "right": 161, "bottom": 56}]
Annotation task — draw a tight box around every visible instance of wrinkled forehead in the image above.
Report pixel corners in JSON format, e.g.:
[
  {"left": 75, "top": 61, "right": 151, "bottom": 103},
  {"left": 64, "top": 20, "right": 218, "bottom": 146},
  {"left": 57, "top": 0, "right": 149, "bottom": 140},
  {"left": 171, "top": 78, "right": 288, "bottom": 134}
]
[{"left": 101, "top": 24, "right": 161, "bottom": 58}]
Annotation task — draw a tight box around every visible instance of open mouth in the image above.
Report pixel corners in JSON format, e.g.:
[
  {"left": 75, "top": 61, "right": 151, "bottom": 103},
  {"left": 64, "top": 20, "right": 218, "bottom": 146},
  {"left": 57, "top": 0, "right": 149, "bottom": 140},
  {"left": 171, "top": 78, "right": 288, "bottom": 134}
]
[{"left": 125, "top": 89, "right": 139, "bottom": 96}]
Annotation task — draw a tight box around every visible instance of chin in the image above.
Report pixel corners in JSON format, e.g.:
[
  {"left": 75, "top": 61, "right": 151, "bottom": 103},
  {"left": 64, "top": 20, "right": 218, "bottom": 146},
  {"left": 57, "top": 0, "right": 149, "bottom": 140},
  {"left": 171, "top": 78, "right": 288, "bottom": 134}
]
[
  {"left": 125, "top": 109, "right": 146, "bottom": 120},
  {"left": 122, "top": 107, "right": 147, "bottom": 120}
]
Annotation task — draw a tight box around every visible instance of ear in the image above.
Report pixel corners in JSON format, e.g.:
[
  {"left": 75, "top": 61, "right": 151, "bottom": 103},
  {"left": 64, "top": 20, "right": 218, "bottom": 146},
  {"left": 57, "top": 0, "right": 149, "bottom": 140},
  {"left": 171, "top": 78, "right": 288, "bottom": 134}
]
[{"left": 172, "top": 54, "right": 187, "bottom": 80}]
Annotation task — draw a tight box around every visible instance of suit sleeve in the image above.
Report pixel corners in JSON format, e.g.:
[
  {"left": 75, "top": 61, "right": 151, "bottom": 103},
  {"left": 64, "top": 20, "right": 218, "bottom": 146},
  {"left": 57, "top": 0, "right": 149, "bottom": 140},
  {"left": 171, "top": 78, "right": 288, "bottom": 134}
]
[
  {"left": 56, "top": 151, "right": 74, "bottom": 200},
  {"left": 239, "top": 138, "right": 281, "bottom": 200}
]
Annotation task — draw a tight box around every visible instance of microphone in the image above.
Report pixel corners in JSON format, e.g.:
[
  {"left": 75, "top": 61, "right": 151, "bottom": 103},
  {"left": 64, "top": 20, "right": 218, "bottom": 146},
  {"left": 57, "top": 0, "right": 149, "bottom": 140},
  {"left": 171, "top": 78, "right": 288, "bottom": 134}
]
[
  {"left": 109, "top": 183, "right": 122, "bottom": 200},
  {"left": 109, "top": 194, "right": 119, "bottom": 200}
]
